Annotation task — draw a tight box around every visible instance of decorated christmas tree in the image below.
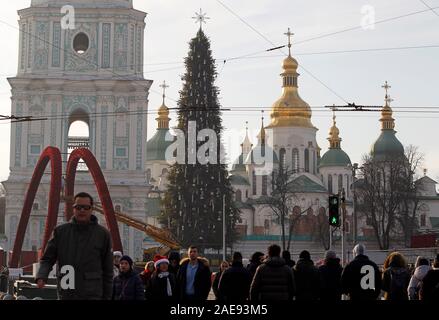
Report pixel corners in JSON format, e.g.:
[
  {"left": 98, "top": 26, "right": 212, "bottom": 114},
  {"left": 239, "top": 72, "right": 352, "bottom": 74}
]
[{"left": 161, "top": 27, "right": 240, "bottom": 252}]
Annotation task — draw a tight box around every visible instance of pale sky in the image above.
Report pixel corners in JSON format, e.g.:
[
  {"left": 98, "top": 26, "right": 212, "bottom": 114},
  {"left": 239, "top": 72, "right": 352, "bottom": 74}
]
[{"left": 0, "top": 0, "right": 438, "bottom": 182}]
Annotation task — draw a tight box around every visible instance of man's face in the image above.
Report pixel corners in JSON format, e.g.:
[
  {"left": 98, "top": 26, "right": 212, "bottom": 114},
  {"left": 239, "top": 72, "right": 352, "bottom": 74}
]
[
  {"left": 114, "top": 256, "right": 121, "bottom": 265},
  {"left": 73, "top": 197, "right": 92, "bottom": 224},
  {"left": 119, "top": 260, "right": 130, "bottom": 273},
  {"left": 189, "top": 248, "right": 198, "bottom": 261}
]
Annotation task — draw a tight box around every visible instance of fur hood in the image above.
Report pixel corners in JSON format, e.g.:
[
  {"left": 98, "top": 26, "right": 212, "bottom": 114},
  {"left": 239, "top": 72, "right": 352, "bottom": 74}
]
[{"left": 180, "top": 257, "right": 210, "bottom": 267}]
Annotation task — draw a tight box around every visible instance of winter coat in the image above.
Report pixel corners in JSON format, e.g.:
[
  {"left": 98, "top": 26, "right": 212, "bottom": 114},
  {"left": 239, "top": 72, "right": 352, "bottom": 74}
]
[
  {"left": 247, "top": 261, "right": 262, "bottom": 279},
  {"left": 212, "top": 270, "right": 223, "bottom": 300},
  {"left": 294, "top": 258, "right": 320, "bottom": 301},
  {"left": 420, "top": 269, "right": 439, "bottom": 301},
  {"left": 219, "top": 261, "right": 252, "bottom": 302},
  {"left": 250, "top": 257, "right": 295, "bottom": 301},
  {"left": 149, "top": 271, "right": 178, "bottom": 301},
  {"left": 408, "top": 265, "right": 431, "bottom": 300},
  {"left": 341, "top": 254, "right": 381, "bottom": 301},
  {"left": 382, "top": 267, "right": 411, "bottom": 300},
  {"left": 112, "top": 270, "right": 145, "bottom": 300},
  {"left": 177, "top": 257, "right": 212, "bottom": 301},
  {"left": 36, "top": 215, "right": 113, "bottom": 300},
  {"left": 318, "top": 258, "right": 343, "bottom": 301}
]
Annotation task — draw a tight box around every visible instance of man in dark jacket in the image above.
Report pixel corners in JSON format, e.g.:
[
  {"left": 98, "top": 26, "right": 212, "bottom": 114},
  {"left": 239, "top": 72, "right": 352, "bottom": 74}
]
[
  {"left": 177, "top": 246, "right": 212, "bottom": 301},
  {"left": 250, "top": 244, "right": 295, "bottom": 301},
  {"left": 282, "top": 250, "right": 295, "bottom": 268},
  {"left": 341, "top": 244, "right": 381, "bottom": 300},
  {"left": 36, "top": 192, "right": 113, "bottom": 300},
  {"left": 420, "top": 254, "right": 439, "bottom": 301},
  {"left": 218, "top": 252, "right": 252, "bottom": 302},
  {"left": 294, "top": 250, "right": 320, "bottom": 301},
  {"left": 112, "top": 255, "right": 144, "bottom": 300},
  {"left": 318, "top": 250, "right": 343, "bottom": 301}
]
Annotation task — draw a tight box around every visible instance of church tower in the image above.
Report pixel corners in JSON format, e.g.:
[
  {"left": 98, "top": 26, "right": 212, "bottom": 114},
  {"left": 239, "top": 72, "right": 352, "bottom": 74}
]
[{"left": 3, "top": 0, "right": 152, "bottom": 260}]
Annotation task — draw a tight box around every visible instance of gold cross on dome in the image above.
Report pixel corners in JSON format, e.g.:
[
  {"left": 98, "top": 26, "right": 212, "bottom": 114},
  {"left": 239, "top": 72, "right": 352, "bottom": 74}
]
[
  {"left": 192, "top": 9, "right": 210, "bottom": 30},
  {"left": 284, "top": 27, "right": 294, "bottom": 55},
  {"left": 381, "top": 81, "right": 393, "bottom": 106},
  {"left": 159, "top": 80, "right": 169, "bottom": 104}
]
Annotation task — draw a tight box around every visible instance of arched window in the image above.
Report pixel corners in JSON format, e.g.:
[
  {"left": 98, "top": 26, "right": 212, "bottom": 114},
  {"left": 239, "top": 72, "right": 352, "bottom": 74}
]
[
  {"left": 292, "top": 148, "right": 299, "bottom": 173},
  {"left": 328, "top": 174, "right": 333, "bottom": 194},
  {"left": 346, "top": 175, "right": 350, "bottom": 198},
  {"left": 68, "top": 109, "right": 90, "bottom": 172},
  {"left": 304, "top": 149, "right": 310, "bottom": 172},
  {"left": 338, "top": 174, "right": 343, "bottom": 192},
  {"left": 262, "top": 175, "right": 268, "bottom": 195},
  {"left": 236, "top": 189, "right": 242, "bottom": 202},
  {"left": 420, "top": 214, "right": 426, "bottom": 227},
  {"left": 279, "top": 148, "right": 286, "bottom": 171},
  {"left": 252, "top": 170, "right": 257, "bottom": 195},
  {"left": 313, "top": 151, "right": 316, "bottom": 174}
]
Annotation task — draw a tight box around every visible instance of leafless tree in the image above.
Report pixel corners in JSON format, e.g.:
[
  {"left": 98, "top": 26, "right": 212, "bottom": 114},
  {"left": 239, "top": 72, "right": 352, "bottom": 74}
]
[
  {"left": 356, "top": 145, "right": 424, "bottom": 249},
  {"left": 264, "top": 166, "right": 307, "bottom": 252}
]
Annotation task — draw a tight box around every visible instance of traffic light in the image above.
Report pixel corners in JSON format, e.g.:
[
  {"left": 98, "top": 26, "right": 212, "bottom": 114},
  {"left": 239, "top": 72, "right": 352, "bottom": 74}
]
[{"left": 328, "top": 195, "right": 340, "bottom": 226}]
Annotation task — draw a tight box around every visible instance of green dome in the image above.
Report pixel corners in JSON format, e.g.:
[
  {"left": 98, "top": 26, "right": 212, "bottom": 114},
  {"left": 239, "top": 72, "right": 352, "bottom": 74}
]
[
  {"left": 245, "top": 145, "right": 279, "bottom": 165},
  {"left": 229, "top": 174, "right": 250, "bottom": 186},
  {"left": 231, "top": 153, "right": 246, "bottom": 172},
  {"left": 319, "top": 148, "right": 351, "bottom": 168},
  {"left": 371, "top": 130, "right": 404, "bottom": 160},
  {"left": 146, "top": 129, "right": 173, "bottom": 161}
]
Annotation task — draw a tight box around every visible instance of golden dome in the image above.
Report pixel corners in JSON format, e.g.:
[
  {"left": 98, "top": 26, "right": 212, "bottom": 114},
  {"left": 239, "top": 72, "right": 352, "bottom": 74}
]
[
  {"left": 156, "top": 103, "right": 170, "bottom": 129},
  {"left": 328, "top": 113, "right": 341, "bottom": 149},
  {"left": 267, "top": 29, "right": 314, "bottom": 129}
]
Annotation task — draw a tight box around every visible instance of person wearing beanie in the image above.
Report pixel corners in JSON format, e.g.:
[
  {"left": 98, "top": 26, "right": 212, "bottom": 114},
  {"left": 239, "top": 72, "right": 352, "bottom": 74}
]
[
  {"left": 148, "top": 255, "right": 178, "bottom": 301},
  {"left": 282, "top": 251, "right": 295, "bottom": 268},
  {"left": 318, "top": 251, "right": 343, "bottom": 301},
  {"left": 113, "top": 251, "right": 122, "bottom": 278},
  {"left": 112, "top": 255, "right": 144, "bottom": 300},
  {"left": 341, "top": 243, "right": 381, "bottom": 300},
  {"left": 420, "top": 254, "right": 439, "bottom": 301},
  {"left": 293, "top": 250, "right": 319, "bottom": 301}
]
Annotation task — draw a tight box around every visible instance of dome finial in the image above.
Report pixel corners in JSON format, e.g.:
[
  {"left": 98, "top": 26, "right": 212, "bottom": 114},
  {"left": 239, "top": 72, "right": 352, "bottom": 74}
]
[
  {"left": 328, "top": 107, "right": 341, "bottom": 149},
  {"left": 380, "top": 81, "right": 395, "bottom": 131},
  {"left": 156, "top": 80, "right": 170, "bottom": 129},
  {"left": 258, "top": 110, "right": 266, "bottom": 145},
  {"left": 284, "top": 27, "right": 294, "bottom": 57},
  {"left": 241, "top": 121, "right": 253, "bottom": 154}
]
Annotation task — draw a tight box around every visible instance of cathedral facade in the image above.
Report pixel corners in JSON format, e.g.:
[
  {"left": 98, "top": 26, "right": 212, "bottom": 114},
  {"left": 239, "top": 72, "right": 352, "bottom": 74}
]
[{"left": 2, "top": 0, "right": 151, "bottom": 261}]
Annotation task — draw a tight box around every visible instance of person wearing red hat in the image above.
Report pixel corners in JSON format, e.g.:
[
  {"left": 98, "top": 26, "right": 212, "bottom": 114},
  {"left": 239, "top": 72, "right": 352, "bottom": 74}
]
[{"left": 148, "top": 255, "right": 178, "bottom": 301}]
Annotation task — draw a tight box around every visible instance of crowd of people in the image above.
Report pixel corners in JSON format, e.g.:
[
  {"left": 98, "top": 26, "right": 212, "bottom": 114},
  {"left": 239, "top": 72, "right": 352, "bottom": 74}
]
[
  {"left": 32, "top": 192, "right": 439, "bottom": 301},
  {"left": 108, "top": 243, "right": 439, "bottom": 302}
]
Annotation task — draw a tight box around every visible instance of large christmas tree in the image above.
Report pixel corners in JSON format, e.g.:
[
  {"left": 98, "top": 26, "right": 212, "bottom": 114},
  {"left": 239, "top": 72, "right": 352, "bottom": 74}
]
[{"left": 161, "top": 29, "right": 240, "bottom": 251}]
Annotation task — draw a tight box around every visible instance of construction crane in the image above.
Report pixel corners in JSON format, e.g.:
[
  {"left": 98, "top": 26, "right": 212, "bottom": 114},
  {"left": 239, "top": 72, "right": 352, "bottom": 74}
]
[{"left": 93, "top": 204, "right": 180, "bottom": 254}]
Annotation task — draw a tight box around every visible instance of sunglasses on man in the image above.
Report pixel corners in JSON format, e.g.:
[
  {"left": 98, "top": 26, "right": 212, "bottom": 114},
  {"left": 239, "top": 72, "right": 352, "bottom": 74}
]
[{"left": 73, "top": 204, "right": 92, "bottom": 211}]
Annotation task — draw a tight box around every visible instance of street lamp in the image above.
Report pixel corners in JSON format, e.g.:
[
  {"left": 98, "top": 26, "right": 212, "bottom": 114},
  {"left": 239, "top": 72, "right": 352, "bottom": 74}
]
[{"left": 347, "top": 163, "right": 359, "bottom": 245}]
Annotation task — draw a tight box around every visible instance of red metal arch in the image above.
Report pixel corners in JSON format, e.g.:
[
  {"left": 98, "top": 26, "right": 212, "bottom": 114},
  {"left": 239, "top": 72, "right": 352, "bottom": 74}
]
[
  {"left": 9, "top": 147, "right": 123, "bottom": 268},
  {"left": 64, "top": 148, "right": 122, "bottom": 253},
  {"left": 9, "top": 146, "right": 62, "bottom": 268}
]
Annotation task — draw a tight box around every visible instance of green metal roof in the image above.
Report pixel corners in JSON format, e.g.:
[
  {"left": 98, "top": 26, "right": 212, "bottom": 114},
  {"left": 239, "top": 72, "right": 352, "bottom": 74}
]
[
  {"left": 229, "top": 174, "right": 250, "bottom": 186},
  {"left": 371, "top": 130, "right": 404, "bottom": 160},
  {"left": 234, "top": 201, "right": 253, "bottom": 210},
  {"left": 430, "top": 217, "right": 439, "bottom": 229},
  {"left": 231, "top": 153, "right": 246, "bottom": 172},
  {"left": 319, "top": 148, "right": 351, "bottom": 168},
  {"left": 146, "top": 129, "right": 173, "bottom": 161},
  {"left": 287, "top": 175, "right": 327, "bottom": 193}
]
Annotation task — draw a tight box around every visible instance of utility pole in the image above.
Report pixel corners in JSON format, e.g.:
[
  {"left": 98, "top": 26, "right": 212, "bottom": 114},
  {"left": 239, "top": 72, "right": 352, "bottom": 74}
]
[
  {"left": 341, "top": 189, "right": 346, "bottom": 266},
  {"left": 222, "top": 194, "right": 226, "bottom": 262},
  {"left": 352, "top": 163, "right": 358, "bottom": 245}
]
